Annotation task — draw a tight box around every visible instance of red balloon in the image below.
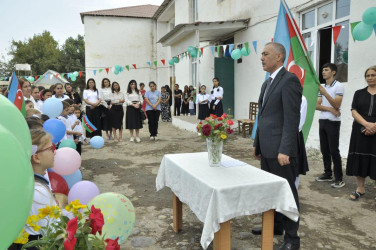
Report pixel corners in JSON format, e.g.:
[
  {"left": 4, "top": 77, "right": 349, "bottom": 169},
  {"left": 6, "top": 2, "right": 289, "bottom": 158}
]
[{"left": 48, "top": 172, "right": 69, "bottom": 195}]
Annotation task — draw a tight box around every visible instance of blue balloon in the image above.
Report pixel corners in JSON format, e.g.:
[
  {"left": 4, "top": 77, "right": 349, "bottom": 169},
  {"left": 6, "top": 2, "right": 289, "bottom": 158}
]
[
  {"left": 62, "top": 169, "right": 82, "bottom": 189},
  {"left": 43, "top": 119, "right": 66, "bottom": 144},
  {"left": 42, "top": 98, "right": 63, "bottom": 118},
  {"left": 90, "top": 136, "right": 104, "bottom": 149}
]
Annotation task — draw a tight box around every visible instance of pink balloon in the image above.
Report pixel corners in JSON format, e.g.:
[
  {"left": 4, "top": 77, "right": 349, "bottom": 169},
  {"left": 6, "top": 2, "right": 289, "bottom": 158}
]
[
  {"left": 68, "top": 181, "right": 100, "bottom": 205},
  {"left": 53, "top": 147, "right": 81, "bottom": 176}
]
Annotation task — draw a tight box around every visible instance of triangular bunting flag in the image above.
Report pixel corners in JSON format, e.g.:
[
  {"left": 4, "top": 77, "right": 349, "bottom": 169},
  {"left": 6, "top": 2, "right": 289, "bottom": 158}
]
[
  {"left": 55, "top": 74, "right": 59, "bottom": 78},
  {"left": 332, "top": 25, "right": 341, "bottom": 44},
  {"left": 99, "top": 69, "right": 103, "bottom": 73},
  {"left": 126, "top": 65, "right": 130, "bottom": 71},
  {"left": 200, "top": 47, "right": 204, "bottom": 55},
  {"left": 350, "top": 21, "right": 361, "bottom": 42},
  {"left": 35, "top": 75, "right": 38, "bottom": 80},
  {"left": 153, "top": 61, "right": 158, "bottom": 67},
  {"left": 211, "top": 46, "right": 215, "bottom": 55},
  {"left": 79, "top": 71, "right": 82, "bottom": 78},
  {"left": 105, "top": 68, "right": 109, "bottom": 74},
  {"left": 67, "top": 73, "right": 71, "bottom": 78},
  {"left": 61, "top": 73, "right": 65, "bottom": 77},
  {"left": 223, "top": 45, "right": 227, "bottom": 54},
  {"left": 216, "top": 46, "right": 220, "bottom": 56},
  {"left": 147, "top": 62, "right": 151, "bottom": 67},
  {"left": 93, "top": 70, "right": 97, "bottom": 75},
  {"left": 252, "top": 41, "right": 257, "bottom": 53},
  {"left": 182, "top": 53, "right": 185, "bottom": 58},
  {"left": 229, "top": 44, "right": 234, "bottom": 52},
  {"left": 161, "top": 59, "right": 165, "bottom": 65},
  {"left": 49, "top": 75, "right": 53, "bottom": 80},
  {"left": 132, "top": 64, "right": 137, "bottom": 69},
  {"left": 244, "top": 42, "right": 250, "bottom": 54}
]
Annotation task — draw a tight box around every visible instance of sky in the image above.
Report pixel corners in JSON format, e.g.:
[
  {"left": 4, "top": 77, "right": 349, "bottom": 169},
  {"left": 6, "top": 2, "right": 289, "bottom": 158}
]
[{"left": 0, "top": 0, "right": 164, "bottom": 61}]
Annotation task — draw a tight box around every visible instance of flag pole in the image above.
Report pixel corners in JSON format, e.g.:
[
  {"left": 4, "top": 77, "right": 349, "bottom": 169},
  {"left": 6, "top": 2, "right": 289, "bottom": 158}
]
[{"left": 281, "top": 0, "right": 320, "bottom": 86}]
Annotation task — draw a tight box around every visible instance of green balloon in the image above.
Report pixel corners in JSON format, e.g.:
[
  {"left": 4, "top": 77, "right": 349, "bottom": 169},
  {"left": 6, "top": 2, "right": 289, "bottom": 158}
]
[
  {"left": 190, "top": 50, "right": 197, "bottom": 58},
  {"left": 58, "top": 139, "right": 77, "bottom": 150},
  {"left": 353, "top": 21, "right": 373, "bottom": 41},
  {"left": 0, "top": 125, "right": 34, "bottom": 249},
  {"left": 231, "top": 49, "right": 242, "bottom": 60},
  {"left": 88, "top": 192, "right": 135, "bottom": 244},
  {"left": 173, "top": 57, "right": 179, "bottom": 63},
  {"left": 362, "top": 7, "right": 376, "bottom": 25},
  {"left": 187, "top": 46, "right": 195, "bottom": 54},
  {"left": 241, "top": 47, "right": 251, "bottom": 56},
  {"left": 168, "top": 59, "right": 175, "bottom": 66},
  {"left": 0, "top": 95, "right": 32, "bottom": 157}
]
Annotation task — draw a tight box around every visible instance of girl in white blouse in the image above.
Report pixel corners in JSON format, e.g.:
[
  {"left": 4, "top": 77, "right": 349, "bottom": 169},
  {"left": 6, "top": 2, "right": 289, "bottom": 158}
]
[
  {"left": 100, "top": 78, "right": 113, "bottom": 140},
  {"left": 83, "top": 78, "right": 102, "bottom": 137},
  {"left": 196, "top": 85, "right": 210, "bottom": 120},
  {"left": 125, "top": 80, "right": 143, "bottom": 142},
  {"left": 209, "top": 77, "right": 224, "bottom": 117},
  {"left": 110, "top": 82, "right": 125, "bottom": 142}
]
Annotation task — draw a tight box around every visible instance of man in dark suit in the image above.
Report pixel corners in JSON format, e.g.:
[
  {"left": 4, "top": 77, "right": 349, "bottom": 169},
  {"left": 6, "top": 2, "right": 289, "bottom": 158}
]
[{"left": 252, "top": 42, "right": 302, "bottom": 250}]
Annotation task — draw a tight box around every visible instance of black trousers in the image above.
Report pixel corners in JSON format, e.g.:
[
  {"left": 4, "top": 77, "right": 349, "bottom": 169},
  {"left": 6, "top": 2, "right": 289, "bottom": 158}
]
[
  {"left": 319, "top": 119, "right": 342, "bottom": 181},
  {"left": 146, "top": 110, "right": 160, "bottom": 137},
  {"left": 174, "top": 99, "right": 181, "bottom": 116},
  {"left": 261, "top": 157, "right": 300, "bottom": 245},
  {"left": 85, "top": 106, "right": 102, "bottom": 138}
]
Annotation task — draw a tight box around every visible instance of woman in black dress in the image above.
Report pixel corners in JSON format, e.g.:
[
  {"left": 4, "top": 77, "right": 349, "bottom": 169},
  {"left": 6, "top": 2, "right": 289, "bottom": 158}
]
[
  {"left": 110, "top": 82, "right": 125, "bottom": 142},
  {"left": 181, "top": 85, "right": 190, "bottom": 116},
  {"left": 125, "top": 80, "right": 143, "bottom": 142},
  {"left": 210, "top": 77, "right": 224, "bottom": 117},
  {"left": 83, "top": 78, "right": 102, "bottom": 137},
  {"left": 346, "top": 66, "right": 376, "bottom": 201}
]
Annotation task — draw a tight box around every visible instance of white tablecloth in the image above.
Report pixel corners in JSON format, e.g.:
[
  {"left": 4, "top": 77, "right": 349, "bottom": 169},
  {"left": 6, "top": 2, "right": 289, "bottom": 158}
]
[{"left": 156, "top": 152, "right": 299, "bottom": 249}]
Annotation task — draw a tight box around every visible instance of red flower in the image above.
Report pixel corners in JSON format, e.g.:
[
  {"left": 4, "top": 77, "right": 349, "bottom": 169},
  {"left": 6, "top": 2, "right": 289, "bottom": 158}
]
[
  {"left": 226, "top": 119, "right": 234, "bottom": 126},
  {"left": 217, "top": 117, "right": 223, "bottom": 121},
  {"left": 214, "top": 123, "right": 223, "bottom": 130},
  {"left": 89, "top": 205, "right": 105, "bottom": 235},
  {"left": 105, "top": 237, "right": 120, "bottom": 250},
  {"left": 64, "top": 217, "right": 77, "bottom": 250},
  {"left": 221, "top": 113, "right": 227, "bottom": 118},
  {"left": 205, "top": 117, "right": 210, "bottom": 121},
  {"left": 196, "top": 126, "right": 199, "bottom": 132},
  {"left": 210, "top": 114, "right": 217, "bottom": 119},
  {"left": 226, "top": 128, "right": 234, "bottom": 134},
  {"left": 201, "top": 124, "right": 212, "bottom": 136}
]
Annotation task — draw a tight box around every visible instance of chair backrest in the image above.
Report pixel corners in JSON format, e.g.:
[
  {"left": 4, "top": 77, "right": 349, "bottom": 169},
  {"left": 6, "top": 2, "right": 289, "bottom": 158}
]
[{"left": 249, "top": 102, "right": 258, "bottom": 120}]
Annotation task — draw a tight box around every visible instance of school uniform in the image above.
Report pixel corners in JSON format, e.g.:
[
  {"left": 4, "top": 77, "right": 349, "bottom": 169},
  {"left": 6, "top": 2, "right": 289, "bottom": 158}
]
[
  {"left": 73, "top": 119, "right": 86, "bottom": 155},
  {"left": 57, "top": 115, "right": 69, "bottom": 141},
  {"left": 83, "top": 89, "right": 102, "bottom": 137},
  {"left": 196, "top": 93, "right": 210, "bottom": 120},
  {"left": 51, "top": 94, "right": 70, "bottom": 101},
  {"left": 189, "top": 100, "right": 195, "bottom": 115},
  {"left": 209, "top": 86, "right": 224, "bottom": 116}
]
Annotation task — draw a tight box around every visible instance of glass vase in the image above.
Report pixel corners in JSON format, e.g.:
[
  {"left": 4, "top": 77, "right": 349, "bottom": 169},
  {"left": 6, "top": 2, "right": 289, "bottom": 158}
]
[{"left": 206, "top": 138, "right": 223, "bottom": 167}]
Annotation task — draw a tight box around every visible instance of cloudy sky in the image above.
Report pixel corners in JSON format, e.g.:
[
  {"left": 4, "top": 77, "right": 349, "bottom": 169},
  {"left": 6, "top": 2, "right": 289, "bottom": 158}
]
[{"left": 0, "top": 0, "right": 164, "bottom": 61}]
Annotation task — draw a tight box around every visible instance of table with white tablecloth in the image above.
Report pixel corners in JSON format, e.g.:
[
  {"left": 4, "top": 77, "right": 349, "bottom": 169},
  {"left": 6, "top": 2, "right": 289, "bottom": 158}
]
[{"left": 156, "top": 152, "right": 299, "bottom": 249}]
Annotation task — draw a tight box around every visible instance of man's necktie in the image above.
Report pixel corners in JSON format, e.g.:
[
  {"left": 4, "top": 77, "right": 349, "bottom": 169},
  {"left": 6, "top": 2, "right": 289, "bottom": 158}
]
[{"left": 262, "top": 77, "right": 273, "bottom": 106}]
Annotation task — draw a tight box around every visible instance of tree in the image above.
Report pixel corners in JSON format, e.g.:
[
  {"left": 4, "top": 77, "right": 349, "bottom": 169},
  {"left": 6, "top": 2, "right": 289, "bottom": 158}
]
[
  {"left": 58, "top": 35, "right": 86, "bottom": 90},
  {"left": 9, "top": 31, "right": 60, "bottom": 75}
]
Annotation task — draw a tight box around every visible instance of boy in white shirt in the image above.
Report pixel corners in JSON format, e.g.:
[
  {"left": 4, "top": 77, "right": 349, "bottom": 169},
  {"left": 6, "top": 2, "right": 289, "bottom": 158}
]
[
  {"left": 188, "top": 97, "right": 195, "bottom": 116},
  {"left": 57, "top": 101, "right": 81, "bottom": 143}
]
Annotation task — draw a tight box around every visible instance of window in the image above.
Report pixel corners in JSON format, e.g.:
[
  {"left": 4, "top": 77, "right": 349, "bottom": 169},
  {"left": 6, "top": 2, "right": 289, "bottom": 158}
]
[{"left": 300, "top": 0, "right": 350, "bottom": 82}]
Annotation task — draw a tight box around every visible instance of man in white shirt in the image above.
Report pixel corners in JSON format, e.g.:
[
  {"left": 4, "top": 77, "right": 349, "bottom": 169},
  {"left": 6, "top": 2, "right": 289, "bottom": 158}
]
[{"left": 315, "top": 63, "right": 345, "bottom": 188}]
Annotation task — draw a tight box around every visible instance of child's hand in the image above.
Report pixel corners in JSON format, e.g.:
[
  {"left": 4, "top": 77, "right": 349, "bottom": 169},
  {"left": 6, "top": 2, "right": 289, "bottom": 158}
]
[
  {"left": 75, "top": 121, "right": 80, "bottom": 126},
  {"left": 76, "top": 132, "right": 82, "bottom": 137},
  {"left": 74, "top": 139, "right": 78, "bottom": 144}
]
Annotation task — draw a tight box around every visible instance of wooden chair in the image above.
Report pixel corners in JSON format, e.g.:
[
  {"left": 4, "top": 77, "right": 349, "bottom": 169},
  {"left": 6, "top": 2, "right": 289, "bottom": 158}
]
[{"left": 238, "top": 102, "right": 258, "bottom": 138}]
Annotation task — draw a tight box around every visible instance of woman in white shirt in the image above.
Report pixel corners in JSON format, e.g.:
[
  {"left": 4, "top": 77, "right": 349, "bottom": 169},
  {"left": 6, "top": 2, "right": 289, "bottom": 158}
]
[
  {"left": 100, "top": 78, "right": 113, "bottom": 140},
  {"left": 19, "top": 78, "right": 38, "bottom": 110},
  {"left": 125, "top": 80, "right": 143, "bottom": 142},
  {"left": 51, "top": 83, "right": 69, "bottom": 101},
  {"left": 110, "top": 82, "right": 125, "bottom": 142},
  {"left": 83, "top": 78, "right": 102, "bottom": 138},
  {"left": 196, "top": 85, "right": 210, "bottom": 120},
  {"left": 210, "top": 77, "right": 224, "bottom": 117}
]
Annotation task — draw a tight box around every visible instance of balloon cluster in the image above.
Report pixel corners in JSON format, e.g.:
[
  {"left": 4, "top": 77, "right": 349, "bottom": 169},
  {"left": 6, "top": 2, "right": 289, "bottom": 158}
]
[
  {"left": 69, "top": 71, "right": 79, "bottom": 81},
  {"left": 0, "top": 95, "right": 34, "bottom": 249},
  {"left": 353, "top": 7, "right": 376, "bottom": 41},
  {"left": 114, "top": 65, "right": 124, "bottom": 75}
]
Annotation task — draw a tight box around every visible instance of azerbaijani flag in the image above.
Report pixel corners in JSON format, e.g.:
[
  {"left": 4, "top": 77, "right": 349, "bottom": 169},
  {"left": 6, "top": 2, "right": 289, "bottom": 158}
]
[
  {"left": 82, "top": 115, "right": 97, "bottom": 133},
  {"left": 7, "top": 72, "right": 26, "bottom": 117},
  {"left": 252, "top": 0, "right": 320, "bottom": 142}
]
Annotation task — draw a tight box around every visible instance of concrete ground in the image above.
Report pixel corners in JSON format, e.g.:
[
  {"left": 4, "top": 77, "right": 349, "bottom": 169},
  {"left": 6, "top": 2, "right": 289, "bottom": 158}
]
[{"left": 81, "top": 118, "right": 376, "bottom": 250}]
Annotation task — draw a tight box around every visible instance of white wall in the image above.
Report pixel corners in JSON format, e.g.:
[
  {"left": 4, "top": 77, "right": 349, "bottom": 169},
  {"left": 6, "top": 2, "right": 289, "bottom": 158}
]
[
  {"left": 174, "top": 0, "right": 190, "bottom": 25},
  {"left": 84, "top": 16, "right": 169, "bottom": 91}
]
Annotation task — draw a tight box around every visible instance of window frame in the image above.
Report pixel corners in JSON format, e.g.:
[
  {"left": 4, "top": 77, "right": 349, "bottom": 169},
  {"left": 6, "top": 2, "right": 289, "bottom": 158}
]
[{"left": 300, "top": 0, "right": 350, "bottom": 77}]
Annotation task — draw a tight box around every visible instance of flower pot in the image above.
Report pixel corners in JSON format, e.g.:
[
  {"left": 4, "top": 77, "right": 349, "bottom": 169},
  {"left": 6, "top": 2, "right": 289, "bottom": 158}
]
[{"left": 206, "top": 138, "right": 223, "bottom": 167}]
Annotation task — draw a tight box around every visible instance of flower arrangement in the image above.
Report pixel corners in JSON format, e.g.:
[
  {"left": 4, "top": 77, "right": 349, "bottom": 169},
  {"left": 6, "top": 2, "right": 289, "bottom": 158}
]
[
  {"left": 13, "top": 200, "right": 120, "bottom": 250},
  {"left": 197, "top": 113, "right": 234, "bottom": 141}
]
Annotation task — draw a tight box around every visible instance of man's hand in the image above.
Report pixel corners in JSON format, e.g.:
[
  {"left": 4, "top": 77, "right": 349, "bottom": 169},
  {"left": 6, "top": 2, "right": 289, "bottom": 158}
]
[
  {"left": 252, "top": 147, "right": 261, "bottom": 160},
  {"left": 319, "top": 85, "right": 327, "bottom": 96},
  {"left": 329, "top": 107, "right": 341, "bottom": 117},
  {"left": 212, "top": 105, "right": 216, "bottom": 110},
  {"left": 278, "top": 153, "right": 290, "bottom": 166}
]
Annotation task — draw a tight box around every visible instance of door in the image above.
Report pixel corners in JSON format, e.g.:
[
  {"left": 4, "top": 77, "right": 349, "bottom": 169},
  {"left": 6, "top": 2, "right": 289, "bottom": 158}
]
[{"left": 214, "top": 57, "right": 234, "bottom": 115}]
